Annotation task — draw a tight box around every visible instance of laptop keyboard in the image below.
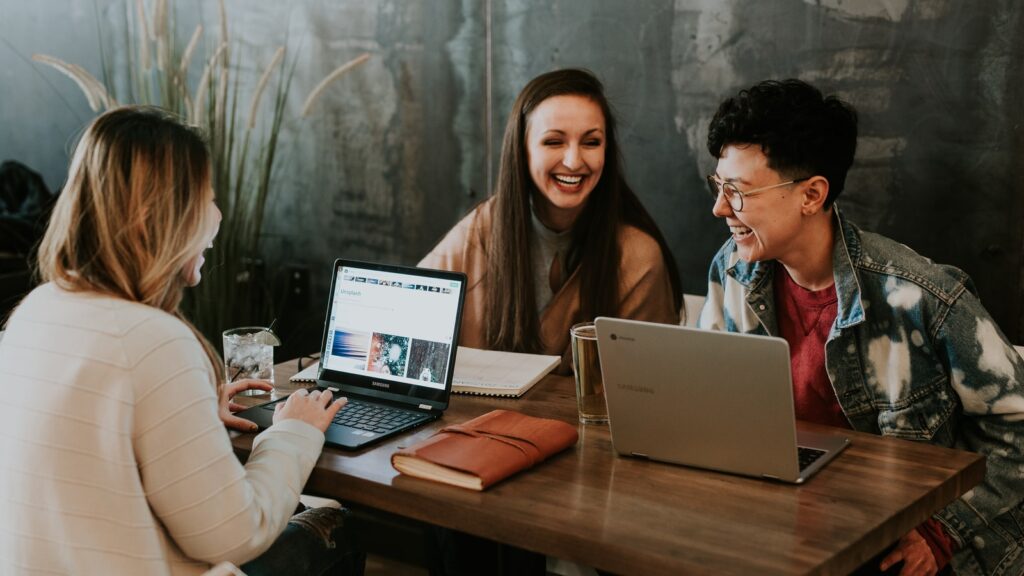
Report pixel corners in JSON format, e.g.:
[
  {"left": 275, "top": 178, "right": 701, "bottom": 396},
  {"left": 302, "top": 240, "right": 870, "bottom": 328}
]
[
  {"left": 798, "top": 446, "right": 827, "bottom": 471},
  {"left": 331, "top": 398, "right": 426, "bottom": 433},
  {"left": 259, "top": 396, "right": 426, "bottom": 434}
]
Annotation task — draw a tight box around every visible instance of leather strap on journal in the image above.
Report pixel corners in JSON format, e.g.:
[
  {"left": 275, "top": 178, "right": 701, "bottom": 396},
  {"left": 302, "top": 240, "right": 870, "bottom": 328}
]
[
  {"left": 392, "top": 409, "right": 578, "bottom": 489},
  {"left": 438, "top": 424, "right": 544, "bottom": 467}
]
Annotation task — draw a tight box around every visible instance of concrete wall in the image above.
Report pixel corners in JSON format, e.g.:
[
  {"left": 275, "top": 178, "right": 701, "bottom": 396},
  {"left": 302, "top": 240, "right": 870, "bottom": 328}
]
[{"left": 2, "top": 0, "right": 1022, "bottom": 350}]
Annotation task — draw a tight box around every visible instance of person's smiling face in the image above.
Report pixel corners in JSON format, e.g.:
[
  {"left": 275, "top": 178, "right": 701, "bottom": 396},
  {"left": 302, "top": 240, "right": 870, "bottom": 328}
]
[
  {"left": 526, "top": 94, "right": 606, "bottom": 231},
  {"left": 711, "top": 144, "right": 808, "bottom": 264}
]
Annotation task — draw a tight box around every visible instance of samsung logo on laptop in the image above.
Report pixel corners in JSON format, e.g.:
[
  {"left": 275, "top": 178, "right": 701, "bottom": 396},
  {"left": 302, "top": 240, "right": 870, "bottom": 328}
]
[
  {"left": 370, "top": 381, "right": 391, "bottom": 390},
  {"left": 618, "top": 382, "right": 654, "bottom": 394}
]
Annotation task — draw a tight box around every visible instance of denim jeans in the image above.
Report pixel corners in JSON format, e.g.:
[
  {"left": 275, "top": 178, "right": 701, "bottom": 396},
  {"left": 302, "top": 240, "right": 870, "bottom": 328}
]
[{"left": 241, "top": 507, "right": 366, "bottom": 576}]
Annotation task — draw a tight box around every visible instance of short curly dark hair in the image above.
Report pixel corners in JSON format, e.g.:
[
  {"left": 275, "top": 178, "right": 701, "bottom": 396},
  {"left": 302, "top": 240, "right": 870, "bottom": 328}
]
[{"left": 707, "top": 79, "right": 858, "bottom": 208}]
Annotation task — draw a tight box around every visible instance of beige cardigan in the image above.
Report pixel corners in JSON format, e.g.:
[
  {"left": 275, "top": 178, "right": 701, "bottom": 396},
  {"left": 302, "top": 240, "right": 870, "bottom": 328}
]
[
  {"left": 420, "top": 198, "right": 679, "bottom": 372},
  {"left": 0, "top": 284, "right": 324, "bottom": 575}
]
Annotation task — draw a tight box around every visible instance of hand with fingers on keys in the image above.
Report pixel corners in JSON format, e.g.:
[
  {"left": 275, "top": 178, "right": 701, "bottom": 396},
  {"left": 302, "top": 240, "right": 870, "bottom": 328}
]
[{"left": 274, "top": 388, "right": 347, "bottom": 432}]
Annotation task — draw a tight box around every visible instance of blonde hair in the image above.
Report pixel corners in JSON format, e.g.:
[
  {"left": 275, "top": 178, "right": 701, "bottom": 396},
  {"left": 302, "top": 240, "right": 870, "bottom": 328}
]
[{"left": 37, "top": 106, "right": 224, "bottom": 384}]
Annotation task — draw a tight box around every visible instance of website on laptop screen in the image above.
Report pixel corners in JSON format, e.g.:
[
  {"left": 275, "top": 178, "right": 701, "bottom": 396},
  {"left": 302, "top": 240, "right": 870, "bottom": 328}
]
[{"left": 322, "top": 264, "right": 463, "bottom": 391}]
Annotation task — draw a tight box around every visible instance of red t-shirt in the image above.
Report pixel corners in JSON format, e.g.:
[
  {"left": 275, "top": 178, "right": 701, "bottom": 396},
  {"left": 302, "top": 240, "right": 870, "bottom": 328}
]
[
  {"left": 773, "top": 262, "right": 955, "bottom": 570},
  {"left": 773, "top": 263, "right": 847, "bottom": 429}
]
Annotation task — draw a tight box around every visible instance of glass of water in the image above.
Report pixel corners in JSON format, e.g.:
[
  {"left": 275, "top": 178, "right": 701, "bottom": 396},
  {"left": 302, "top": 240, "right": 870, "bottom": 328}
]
[{"left": 222, "top": 327, "right": 276, "bottom": 396}]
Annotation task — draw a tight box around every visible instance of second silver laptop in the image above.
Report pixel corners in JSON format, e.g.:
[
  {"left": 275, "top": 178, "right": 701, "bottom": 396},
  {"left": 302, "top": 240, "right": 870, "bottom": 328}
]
[{"left": 595, "top": 317, "right": 850, "bottom": 484}]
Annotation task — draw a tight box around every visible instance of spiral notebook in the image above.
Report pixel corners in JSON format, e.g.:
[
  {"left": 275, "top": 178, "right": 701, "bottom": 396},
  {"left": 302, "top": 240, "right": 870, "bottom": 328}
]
[
  {"left": 450, "top": 347, "right": 560, "bottom": 397},
  {"left": 292, "top": 346, "right": 559, "bottom": 398},
  {"left": 290, "top": 361, "right": 322, "bottom": 383}
]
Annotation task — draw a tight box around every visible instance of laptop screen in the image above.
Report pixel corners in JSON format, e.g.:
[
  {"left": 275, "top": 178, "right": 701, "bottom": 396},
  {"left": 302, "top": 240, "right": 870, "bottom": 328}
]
[{"left": 318, "top": 260, "right": 466, "bottom": 409}]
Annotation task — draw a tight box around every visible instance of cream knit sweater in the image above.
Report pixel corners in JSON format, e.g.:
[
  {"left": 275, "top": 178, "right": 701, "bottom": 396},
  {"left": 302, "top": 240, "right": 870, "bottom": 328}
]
[{"left": 0, "top": 284, "right": 324, "bottom": 574}]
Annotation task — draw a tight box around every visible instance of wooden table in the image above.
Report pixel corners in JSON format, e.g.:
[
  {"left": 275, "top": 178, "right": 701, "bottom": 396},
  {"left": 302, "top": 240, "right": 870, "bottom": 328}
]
[{"left": 231, "top": 360, "right": 985, "bottom": 576}]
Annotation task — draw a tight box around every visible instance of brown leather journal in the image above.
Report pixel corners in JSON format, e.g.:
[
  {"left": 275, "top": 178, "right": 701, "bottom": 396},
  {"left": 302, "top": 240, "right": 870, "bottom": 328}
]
[{"left": 391, "top": 409, "right": 579, "bottom": 490}]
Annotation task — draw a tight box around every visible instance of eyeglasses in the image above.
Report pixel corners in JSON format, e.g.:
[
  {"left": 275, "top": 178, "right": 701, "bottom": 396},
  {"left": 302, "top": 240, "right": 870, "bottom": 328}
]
[{"left": 705, "top": 175, "right": 810, "bottom": 212}]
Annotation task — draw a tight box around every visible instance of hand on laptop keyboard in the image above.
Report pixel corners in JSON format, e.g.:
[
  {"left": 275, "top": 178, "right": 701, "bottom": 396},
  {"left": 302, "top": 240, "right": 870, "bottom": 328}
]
[
  {"left": 220, "top": 378, "right": 274, "bottom": 432},
  {"left": 274, "top": 388, "right": 348, "bottom": 432}
]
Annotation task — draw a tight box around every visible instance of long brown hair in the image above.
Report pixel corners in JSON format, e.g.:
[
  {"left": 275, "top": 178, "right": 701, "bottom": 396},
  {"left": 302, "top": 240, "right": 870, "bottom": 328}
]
[
  {"left": 485, "top": 69, "right": 682, "bottom": 352},
  {"left": 36, "top": 106, "right": 224, "bottom": 384}
]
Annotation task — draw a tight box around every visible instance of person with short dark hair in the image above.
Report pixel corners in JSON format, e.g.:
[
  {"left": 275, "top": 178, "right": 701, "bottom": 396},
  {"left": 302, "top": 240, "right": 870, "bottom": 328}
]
[{"left": 699, "top": 79, "right": 1024, "bottom": 576}]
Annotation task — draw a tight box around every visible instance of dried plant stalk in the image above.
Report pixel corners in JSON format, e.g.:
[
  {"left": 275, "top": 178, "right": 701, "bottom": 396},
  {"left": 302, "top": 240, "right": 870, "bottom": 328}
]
[
  {"left": 218, "top": 0, "right": 228, "bottom": 63},
  {"left": 37, "top": 1, "right": 370, "bottom": 345},
  {"left": 177, "top": 24, "right": 203, "bottom": 113},
  {"left": 77, "top": 63, "right": 118, "bottom": 109},
  {"left": 153, "top": 0, "right": 168, "bottom": 72},
  {"left": 215, "top": 57, "right": 227, "bottom": 131},
  {"left": 301, "top": 52, "right": 370, "bottom": 117},
  {"left": 135, "top": 0, "right": 151, "bottom": 70},
  {"left": 192, "top": 43, "right": 227, "bottom": 123},
  {"left": 152, "top": 0, "right": 167, "bottom": 42},
  {"left": 179, "top": 24, "right": 203, "bottom": 77},
  {"left": 247, "top": 47, "right": 285, "bottom": 129},
  {"left": 31, "top": 54, "right": 111, "bottom": 112}
]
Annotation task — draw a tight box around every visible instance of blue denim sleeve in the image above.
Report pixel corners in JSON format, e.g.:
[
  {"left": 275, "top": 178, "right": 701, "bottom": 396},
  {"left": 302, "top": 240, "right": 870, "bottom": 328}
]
[
  {"left": 698, "top": 238, "right": 737, "bottom": 332},
  {"left": 933, "top": 290, "right": 1024, "bottom": 546}
]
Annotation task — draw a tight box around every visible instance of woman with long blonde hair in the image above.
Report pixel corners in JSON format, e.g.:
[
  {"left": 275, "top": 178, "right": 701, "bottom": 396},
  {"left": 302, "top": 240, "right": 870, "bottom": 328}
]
[{"left": 0, "top": 106, "right": 362, "bottom": 575}]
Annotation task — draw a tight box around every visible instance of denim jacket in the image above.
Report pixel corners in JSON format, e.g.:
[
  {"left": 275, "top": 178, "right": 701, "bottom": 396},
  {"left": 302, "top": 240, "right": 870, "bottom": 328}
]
[{"left": 698, "top": 209, "right": 1024, "bottom": 576}]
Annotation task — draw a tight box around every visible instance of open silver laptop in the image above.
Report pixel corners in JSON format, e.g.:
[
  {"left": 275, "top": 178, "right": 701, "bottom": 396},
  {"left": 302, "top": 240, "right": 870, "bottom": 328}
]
[{"left": 594, "top": 317, "right": 850, "bottom": 483}]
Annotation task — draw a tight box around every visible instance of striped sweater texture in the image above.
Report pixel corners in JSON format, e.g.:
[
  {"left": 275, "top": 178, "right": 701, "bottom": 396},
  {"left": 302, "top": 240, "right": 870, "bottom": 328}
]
[{"left": 0, "top": 284, "right": 324, "bottom": 574}]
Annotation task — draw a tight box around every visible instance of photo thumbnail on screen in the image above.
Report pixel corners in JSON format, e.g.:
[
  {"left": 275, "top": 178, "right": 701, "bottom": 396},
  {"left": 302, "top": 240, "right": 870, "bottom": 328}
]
[
  {"left": 406, "top": 339, "right": 451, "bottom": 384},
  {"left": 366, "top": 332, "right": 410, "bottom": 377}
]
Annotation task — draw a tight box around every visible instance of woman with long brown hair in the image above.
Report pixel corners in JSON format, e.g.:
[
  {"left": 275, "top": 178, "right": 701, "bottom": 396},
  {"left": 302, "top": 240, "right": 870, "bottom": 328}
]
[
  {"left": 0, "top": 106, "right": 361, "bottom": 575},
  {"left": 421, "top": 68, "right": 681, "bottom": 371}
]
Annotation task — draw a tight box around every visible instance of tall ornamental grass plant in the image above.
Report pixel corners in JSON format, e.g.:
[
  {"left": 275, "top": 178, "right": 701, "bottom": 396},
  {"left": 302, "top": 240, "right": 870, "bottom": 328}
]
[{"left": 33, "top": 0, "right": 368, "bottom": 343}]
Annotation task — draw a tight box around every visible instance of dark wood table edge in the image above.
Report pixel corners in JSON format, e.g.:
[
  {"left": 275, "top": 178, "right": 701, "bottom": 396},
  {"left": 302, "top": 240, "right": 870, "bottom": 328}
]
[
  {"left": 228, "top": 359, "right": 989, "bottom": 575},
  {"left": 231, "top": 431, "right": 986, "bottom": 576}
]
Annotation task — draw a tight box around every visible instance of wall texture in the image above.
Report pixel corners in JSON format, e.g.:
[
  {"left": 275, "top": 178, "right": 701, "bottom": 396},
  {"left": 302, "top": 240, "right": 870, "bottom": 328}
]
[{"left": 2, "top": 0, "right": 1022, "bottom": 351}]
